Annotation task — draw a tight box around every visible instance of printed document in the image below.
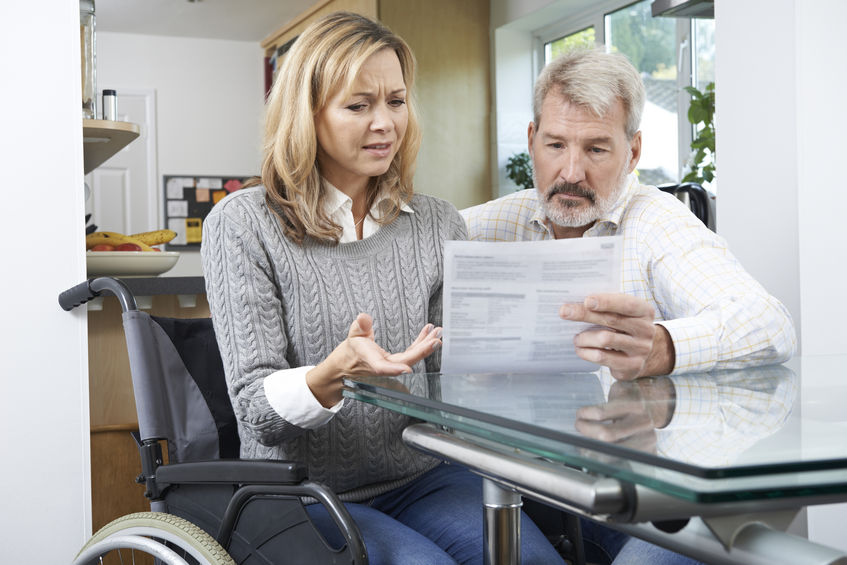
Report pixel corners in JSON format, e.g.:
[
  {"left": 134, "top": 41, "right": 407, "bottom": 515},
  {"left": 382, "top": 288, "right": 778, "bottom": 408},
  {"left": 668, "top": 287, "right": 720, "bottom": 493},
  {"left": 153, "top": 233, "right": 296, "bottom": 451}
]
[{"left": 441, "top": 237, "right": 621, "bottom": 374}]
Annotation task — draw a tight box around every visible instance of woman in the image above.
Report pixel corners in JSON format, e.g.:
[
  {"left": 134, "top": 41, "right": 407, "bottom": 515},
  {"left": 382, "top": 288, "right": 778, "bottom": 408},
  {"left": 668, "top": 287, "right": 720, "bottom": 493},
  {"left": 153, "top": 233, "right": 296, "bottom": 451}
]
[{"left": 202, "top": 11, "right": 562, "bottom": 564}]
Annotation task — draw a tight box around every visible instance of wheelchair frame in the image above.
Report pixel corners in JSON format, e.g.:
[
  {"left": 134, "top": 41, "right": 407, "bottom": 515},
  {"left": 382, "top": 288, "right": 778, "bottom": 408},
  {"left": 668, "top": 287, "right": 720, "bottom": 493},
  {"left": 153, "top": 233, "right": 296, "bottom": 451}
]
[{"left": 61, "top": 277, "right": 368, "bottom": 565}]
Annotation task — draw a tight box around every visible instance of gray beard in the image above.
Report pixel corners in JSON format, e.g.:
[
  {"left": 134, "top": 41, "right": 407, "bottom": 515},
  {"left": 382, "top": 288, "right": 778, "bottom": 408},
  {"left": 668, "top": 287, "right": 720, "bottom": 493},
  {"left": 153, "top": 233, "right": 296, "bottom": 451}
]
[{"left": 537, "top": 168, "right": 629, "bottom": 229}]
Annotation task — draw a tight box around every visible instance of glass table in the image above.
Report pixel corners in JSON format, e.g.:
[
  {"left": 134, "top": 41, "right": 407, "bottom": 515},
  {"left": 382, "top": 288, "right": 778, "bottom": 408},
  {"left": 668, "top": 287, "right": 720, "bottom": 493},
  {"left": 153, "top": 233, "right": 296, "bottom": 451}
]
[{"left": 343, "top": 356, "right": 847, "bottom": 565}]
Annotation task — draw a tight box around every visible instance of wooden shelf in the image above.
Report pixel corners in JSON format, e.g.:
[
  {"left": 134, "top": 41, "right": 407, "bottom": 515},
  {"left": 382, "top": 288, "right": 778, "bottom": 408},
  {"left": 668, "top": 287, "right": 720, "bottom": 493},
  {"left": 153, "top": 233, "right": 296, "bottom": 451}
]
[{"left": 83, "top": 119, "right": 140, "bottom": 174}]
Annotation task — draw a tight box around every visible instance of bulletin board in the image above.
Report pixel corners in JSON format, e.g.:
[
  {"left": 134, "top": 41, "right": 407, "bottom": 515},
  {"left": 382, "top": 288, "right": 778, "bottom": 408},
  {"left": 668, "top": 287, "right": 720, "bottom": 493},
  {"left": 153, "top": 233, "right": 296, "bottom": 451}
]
[{"left": 162, "top": 175, "right": 249, "bottom": 250}]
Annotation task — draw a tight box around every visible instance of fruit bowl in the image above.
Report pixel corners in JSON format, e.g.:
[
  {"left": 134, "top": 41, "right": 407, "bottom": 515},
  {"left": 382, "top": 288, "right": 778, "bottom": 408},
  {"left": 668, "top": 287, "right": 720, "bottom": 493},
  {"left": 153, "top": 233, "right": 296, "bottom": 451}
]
[{"left": 86, "top": 251, "right": 180, "bottom": 277}]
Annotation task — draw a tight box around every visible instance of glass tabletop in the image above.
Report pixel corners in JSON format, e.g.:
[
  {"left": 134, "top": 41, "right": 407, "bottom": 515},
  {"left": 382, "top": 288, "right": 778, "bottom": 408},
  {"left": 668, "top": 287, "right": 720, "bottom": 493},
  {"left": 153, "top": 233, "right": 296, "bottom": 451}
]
[{"left": 343, "top": 355, "right": 847, "bottom": 502}]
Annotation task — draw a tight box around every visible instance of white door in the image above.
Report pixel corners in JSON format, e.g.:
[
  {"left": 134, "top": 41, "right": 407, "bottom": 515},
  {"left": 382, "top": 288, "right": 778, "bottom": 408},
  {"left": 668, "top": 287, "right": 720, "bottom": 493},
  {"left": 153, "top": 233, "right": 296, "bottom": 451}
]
[{"left": 86, "top": 89, "right": 159, "bottom": 236}]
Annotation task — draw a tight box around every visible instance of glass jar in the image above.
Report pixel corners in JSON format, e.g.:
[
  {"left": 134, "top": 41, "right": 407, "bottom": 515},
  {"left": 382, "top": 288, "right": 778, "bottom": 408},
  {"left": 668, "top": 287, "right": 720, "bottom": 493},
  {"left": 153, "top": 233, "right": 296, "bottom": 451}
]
[{"left": 80, "top": 0, "right": 96, "bottom": 119}]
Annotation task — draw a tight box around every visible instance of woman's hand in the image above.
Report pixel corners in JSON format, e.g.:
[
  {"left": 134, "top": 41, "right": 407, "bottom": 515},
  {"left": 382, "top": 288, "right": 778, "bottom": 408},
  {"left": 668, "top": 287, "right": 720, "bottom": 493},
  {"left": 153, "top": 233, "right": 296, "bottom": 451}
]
[{"left": 307, "top": 313, "right": 442, "bottom": 407}]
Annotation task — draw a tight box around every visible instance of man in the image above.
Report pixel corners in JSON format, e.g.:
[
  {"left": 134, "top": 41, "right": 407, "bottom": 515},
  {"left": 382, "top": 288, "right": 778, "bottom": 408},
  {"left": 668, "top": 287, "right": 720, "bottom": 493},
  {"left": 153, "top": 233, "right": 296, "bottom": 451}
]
[
  {"left": 461, "top": 48, "right": 796, "bottom": 564},
  {"left": 463, "top": 48, "right": 795, "bottom": 380}
]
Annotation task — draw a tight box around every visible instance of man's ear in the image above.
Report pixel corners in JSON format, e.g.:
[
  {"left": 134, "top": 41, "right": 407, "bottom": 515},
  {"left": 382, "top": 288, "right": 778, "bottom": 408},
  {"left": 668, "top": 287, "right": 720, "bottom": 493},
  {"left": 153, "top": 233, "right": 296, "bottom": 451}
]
[
  {"left": 627, "top": 130, "right": 642, "bottom": 173},
  {"left": 527, "top": 121, "right": 537, "bottom": 159}
]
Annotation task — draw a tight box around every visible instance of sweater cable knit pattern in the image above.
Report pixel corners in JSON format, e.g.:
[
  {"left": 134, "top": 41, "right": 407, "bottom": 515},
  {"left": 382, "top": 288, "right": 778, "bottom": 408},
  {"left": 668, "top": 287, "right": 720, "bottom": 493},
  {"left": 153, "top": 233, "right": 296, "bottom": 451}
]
[{"left": 202, "top": 186, "right": 467, "bottom": 499}]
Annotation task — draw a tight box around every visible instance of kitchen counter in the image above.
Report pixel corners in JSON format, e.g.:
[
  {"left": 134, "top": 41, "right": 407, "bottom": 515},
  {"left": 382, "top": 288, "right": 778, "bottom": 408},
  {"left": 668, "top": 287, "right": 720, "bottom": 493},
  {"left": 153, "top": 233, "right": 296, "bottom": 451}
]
[
  {"left": 108, "top": 275, "right": 205, "bottom": 296},
  {"left": 85, "top": 275, "right": 205, "bottom": 310}
]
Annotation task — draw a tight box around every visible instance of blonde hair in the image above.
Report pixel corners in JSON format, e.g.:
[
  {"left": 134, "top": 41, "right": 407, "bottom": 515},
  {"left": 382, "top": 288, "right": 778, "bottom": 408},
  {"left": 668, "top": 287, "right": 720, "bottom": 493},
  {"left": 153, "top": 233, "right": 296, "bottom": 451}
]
[
  {"left": 260, "top": 11, "right": 420, "bottom": 244},
  {"left": 533, "top": 48, "right": 644, "bottom": 139}
]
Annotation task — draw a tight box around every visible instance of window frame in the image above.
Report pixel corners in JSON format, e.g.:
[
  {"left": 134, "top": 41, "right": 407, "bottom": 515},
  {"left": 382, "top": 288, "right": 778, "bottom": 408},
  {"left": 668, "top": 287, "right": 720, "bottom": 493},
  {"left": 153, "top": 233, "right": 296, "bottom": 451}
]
[{"left": 532, "top": 0, "right": 701, "bottom": 182}]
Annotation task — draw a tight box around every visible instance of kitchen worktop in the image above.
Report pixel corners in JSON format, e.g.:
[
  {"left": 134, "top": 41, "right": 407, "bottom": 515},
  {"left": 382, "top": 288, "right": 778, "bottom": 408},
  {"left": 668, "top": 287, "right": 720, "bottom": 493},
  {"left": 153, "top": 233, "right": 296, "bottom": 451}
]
[{"left": 90, "top": 275, "right": 205, "bottom": 296}]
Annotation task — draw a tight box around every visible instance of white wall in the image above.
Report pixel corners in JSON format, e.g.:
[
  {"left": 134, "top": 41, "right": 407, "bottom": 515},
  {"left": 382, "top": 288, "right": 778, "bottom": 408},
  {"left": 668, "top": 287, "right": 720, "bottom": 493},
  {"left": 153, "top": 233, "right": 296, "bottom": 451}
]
[
  {"left": 492, "top": 26, "right": 535, "bottom": 196},
  {"left": 794, "top": 0, "right": 847, "bottom": 356},
  {"left": 96, "top": 32, "right": 265, "bottom": 276},
  {"left": 715, "top": 0, "right": 847, "bottom": 551},
  {"left": 714, "top": 0, "right": 802, "bottom": 347},
  {"left": 717, "top": 0, "right": 847, "bottom": 351},
  {"left": 0, "top": 2, "right": 91, "bottom": 562}
]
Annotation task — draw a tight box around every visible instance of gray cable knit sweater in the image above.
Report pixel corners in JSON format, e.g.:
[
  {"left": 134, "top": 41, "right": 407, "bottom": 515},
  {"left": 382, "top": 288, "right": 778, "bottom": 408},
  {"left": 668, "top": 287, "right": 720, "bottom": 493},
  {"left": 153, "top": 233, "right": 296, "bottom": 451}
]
[{"left": 201, "top": 186, "right": 467, "bottom": 499}]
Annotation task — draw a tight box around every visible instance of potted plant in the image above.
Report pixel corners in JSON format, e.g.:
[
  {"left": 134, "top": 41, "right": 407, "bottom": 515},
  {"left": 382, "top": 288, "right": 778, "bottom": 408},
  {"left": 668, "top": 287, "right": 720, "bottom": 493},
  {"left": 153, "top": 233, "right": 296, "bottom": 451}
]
[
  {"left": 506, "top": 151, "right": 534, "bottom": 190},
  {"left": 682, "top": 82, "right": 715, "bottom": 185}
]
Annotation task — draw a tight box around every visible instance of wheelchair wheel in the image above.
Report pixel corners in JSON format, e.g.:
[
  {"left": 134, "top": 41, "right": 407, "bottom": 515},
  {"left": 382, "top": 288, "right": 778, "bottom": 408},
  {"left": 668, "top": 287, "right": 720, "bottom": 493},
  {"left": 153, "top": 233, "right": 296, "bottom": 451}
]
[{"left": 73, "top": 512, "right": 235, "bottom": 565}]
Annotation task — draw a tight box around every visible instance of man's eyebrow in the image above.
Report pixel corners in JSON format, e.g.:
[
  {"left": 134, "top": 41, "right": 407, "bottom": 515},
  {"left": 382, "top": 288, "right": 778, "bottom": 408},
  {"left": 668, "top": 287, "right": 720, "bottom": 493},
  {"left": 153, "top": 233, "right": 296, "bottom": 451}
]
[
  {"left": 539, "top": 133, "right": 613, "bottom": 144},
  {"left": 583, "top": 136, "right": 614, "bottom": 145},
  {"left": 540, "top": 132, "right": 565, "bottom": 141}
]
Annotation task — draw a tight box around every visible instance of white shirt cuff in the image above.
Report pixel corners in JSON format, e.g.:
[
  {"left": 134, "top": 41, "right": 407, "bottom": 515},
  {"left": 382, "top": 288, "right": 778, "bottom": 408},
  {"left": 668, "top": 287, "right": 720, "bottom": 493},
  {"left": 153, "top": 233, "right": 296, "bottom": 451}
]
[{"left": 263, "top": 366, "right": 344, "bottom": 429}]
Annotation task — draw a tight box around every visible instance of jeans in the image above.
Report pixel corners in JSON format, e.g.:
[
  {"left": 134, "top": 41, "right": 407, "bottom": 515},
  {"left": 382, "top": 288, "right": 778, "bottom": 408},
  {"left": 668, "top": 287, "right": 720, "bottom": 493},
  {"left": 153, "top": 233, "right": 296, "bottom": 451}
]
[
  {"left": 306, "top": 462, "right": 565, "bottom": 565},
  {"left": 581, "top": 518, "right": 703, "bottom": 565}
]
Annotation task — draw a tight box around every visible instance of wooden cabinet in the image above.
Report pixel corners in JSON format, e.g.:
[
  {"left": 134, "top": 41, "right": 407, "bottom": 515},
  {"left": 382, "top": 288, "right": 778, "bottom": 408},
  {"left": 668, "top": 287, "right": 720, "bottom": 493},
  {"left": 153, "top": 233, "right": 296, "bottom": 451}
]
[{"left": 260, "top": 0, "right": 491, "bottom": 209}]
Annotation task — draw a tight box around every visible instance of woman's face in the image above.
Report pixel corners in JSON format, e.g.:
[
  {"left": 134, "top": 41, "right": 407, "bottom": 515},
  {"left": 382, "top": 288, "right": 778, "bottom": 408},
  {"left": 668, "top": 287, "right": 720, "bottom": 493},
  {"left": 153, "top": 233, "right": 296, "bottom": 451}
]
[{"left": 315, "top": 48, "right": 408, "bottom": 194}]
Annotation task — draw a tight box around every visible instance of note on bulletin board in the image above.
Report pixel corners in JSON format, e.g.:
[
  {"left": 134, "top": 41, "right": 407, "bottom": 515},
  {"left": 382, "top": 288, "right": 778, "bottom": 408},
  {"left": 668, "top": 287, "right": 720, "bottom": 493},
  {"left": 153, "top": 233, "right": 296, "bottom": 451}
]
[{"left": 163, "top": 175, "right": 249, "bottom": 250}]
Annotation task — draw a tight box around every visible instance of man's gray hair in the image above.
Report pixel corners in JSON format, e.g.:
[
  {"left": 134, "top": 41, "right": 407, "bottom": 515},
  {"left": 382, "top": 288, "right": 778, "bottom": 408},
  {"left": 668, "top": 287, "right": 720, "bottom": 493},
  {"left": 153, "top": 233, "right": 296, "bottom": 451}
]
[{"left": 533, "top": 48, "right": 645, "bottom": 139}]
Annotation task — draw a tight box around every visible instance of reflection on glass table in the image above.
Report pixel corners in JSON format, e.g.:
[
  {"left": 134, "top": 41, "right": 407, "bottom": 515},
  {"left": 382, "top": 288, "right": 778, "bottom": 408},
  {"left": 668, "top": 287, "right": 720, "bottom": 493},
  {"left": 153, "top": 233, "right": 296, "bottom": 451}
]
[
  {"left": 344, "top": 362, "right": 847, "bottom": 503},
  {"left": 344, "top": 360, "right": 847, "bottom": 564}
]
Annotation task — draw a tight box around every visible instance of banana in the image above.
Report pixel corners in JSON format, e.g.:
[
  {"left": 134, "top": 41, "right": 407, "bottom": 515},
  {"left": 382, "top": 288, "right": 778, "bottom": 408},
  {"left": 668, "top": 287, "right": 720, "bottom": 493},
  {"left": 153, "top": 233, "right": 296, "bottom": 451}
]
[
  {"left": 130, "top": 229, "right": 177, "bottom": 246},
  {"left": 86, "top": 231, "right": 155, "bottom": 251}
]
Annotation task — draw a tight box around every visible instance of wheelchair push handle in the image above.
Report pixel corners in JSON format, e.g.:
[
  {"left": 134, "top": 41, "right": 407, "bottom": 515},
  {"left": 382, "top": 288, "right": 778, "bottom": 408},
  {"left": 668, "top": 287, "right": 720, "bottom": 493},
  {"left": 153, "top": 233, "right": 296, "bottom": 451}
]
[{"left": 58, "top": 277, "right": 137, "bottom": 312}]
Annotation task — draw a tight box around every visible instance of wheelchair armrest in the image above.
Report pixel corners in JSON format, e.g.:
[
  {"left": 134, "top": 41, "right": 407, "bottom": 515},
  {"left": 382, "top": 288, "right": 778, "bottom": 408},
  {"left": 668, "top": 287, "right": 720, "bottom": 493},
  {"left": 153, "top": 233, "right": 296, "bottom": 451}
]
[{"left": 156, "top": 459, "right": 308, "bottom": 486}]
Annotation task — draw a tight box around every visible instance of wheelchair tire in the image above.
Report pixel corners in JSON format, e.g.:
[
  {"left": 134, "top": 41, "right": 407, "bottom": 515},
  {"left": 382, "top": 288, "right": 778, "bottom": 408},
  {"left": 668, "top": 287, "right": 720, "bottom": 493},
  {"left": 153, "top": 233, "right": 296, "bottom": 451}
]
[{"left": 73, "top": 511, "right": 235, "bottom": 565}]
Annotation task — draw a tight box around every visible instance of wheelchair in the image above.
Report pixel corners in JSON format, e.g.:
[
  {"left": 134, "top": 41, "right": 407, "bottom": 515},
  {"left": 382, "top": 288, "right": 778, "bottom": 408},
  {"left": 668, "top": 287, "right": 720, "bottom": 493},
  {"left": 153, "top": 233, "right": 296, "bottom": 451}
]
[
  {"left": 657, "top": 181, "right": 715, "bottom": 231},
  {"left": 60, "top": 277, "right": 368, "bottom": 565}
]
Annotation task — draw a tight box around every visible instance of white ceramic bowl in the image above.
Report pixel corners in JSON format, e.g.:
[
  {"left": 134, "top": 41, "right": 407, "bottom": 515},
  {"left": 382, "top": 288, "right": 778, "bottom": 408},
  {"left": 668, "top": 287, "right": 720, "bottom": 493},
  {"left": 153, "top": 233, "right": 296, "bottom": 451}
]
[{"left": 86, "top": 251, "right": 180, "bottom": 277}]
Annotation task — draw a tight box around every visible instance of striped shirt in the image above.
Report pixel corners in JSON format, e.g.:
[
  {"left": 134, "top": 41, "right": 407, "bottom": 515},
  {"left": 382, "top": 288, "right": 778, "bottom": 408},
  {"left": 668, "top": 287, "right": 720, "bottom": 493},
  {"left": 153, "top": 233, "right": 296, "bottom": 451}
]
[{"left": 461, "top": 174, "right": 796, "bottom": 373}]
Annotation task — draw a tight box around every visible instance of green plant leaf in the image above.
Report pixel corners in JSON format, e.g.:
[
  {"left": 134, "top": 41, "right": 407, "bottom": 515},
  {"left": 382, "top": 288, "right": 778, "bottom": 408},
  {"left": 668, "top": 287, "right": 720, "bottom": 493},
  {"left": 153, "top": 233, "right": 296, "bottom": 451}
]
[
  {"left": 689, "top": 104, "right": 707, "bottom": 125},
  {"left": 683, "top": 86, "right": 701, "bottom": 97},
  {"left": 684, "top": 81, "right": 716, "bottom": 185},
  {"left": 505, "top": 151, "right": 534, "bottom": 190}
]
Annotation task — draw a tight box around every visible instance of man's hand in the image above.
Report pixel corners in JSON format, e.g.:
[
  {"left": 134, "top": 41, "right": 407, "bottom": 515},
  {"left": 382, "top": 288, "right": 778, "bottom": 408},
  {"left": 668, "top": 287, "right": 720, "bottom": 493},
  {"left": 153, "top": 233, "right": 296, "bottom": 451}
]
[
  {"left": 575, "top": 377, "right": 676, "bottom": 452},
  {"left": 560, "top": 293, "right": 675, "bottom": 380}
]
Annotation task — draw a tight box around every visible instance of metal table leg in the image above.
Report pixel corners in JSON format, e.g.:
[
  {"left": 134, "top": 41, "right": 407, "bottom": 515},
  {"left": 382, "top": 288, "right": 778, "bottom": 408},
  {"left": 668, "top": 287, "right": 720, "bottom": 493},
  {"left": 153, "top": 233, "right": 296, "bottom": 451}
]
[{"left": 483, "top": 478, "right": 522, "bottom": 565}]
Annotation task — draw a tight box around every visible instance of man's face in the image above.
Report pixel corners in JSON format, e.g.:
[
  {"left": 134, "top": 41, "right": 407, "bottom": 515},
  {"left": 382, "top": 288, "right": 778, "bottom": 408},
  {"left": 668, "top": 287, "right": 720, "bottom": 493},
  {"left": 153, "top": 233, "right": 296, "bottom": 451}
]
[{"left": 528, "top": 93, "right": 641, "bottom": 236}]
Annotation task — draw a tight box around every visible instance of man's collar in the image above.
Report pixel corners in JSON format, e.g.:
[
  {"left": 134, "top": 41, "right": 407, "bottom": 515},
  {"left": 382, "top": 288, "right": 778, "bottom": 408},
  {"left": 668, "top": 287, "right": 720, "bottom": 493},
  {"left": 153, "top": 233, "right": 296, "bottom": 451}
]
[
  {"left": 595, "top": 173, "right": 638, "bottom": 229},
  {"left": 530, "top": 191, "right": 549, "bottom": 231}
]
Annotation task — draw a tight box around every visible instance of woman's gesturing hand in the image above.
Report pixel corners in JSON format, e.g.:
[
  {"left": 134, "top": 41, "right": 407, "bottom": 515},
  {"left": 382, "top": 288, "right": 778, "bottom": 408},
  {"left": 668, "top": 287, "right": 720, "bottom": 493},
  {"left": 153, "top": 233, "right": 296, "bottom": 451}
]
[{"left": 307, "top": 313, "right": 442, "bottom": 407}]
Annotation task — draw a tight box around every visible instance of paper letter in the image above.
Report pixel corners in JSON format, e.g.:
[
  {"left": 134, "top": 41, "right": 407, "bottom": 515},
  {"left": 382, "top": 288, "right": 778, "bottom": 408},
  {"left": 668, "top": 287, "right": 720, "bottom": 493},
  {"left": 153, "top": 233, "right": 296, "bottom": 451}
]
[{"left": 441, "top": 237, "right": 621, "bottom": 374}]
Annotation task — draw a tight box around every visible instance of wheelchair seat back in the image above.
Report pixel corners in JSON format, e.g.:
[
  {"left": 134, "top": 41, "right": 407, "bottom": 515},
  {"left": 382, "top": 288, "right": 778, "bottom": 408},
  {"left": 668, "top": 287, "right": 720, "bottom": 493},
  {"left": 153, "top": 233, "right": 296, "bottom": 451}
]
[{"left": 122, "top": 311, "right": 239, "bottom": 463}]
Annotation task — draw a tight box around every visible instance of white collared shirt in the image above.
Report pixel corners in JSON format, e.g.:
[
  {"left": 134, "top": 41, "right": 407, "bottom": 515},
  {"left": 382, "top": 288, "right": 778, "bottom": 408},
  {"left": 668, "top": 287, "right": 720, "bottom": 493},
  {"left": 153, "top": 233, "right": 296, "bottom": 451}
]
[
  {"left": 263, "top": 180, "right": 414, "bottom": 429},
  {"left": 322, "top": 180, "right": 414, "bottom": 243}
]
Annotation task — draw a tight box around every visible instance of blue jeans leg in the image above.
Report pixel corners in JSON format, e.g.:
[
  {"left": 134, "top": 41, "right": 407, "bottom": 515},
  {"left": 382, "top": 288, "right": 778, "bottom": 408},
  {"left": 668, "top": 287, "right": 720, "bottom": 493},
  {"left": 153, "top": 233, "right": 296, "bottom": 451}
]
[
  {"left": 579, "top": 517, "right": 630, "bottom": 564},
  {"left": 308, "top": 463, "right": 565, "bottom": 565},
  {"left": 371, "top": 463, "right": 564, "bottom": 565},
  {"left": 580, "top": 518, "right": 703, "bottom": 565},
  {"left": 613, "top": 536, "right": 703, "bottom": 565},
  {"left": 307, "top": 501, "right": 456, "bottom": 565}
]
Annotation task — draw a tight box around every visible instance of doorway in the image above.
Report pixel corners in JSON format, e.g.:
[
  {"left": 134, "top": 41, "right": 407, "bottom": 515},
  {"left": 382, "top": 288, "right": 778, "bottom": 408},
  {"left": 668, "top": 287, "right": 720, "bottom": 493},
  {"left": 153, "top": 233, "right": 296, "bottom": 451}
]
[{"left": 86, "top": 89, "right": 159, "bottom": 236}]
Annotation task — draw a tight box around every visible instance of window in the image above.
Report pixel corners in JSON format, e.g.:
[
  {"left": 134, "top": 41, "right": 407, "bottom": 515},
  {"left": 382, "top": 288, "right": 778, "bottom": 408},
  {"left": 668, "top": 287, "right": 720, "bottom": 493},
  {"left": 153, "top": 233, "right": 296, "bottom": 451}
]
[
  {"left": 545, "top": 27, "right": 596, "bottom": 63},
  {"left": 538, "top": 0, "right": 715, "bottom": 188},
  {"left": 606, "top": 1, "right": 678, "bottom": 185},
  {"left": 693, "top": 18, "right": 715, "bottom": 89}
]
